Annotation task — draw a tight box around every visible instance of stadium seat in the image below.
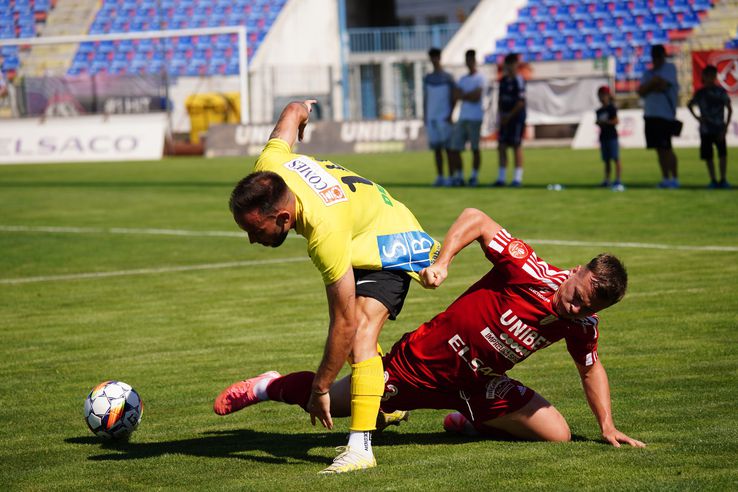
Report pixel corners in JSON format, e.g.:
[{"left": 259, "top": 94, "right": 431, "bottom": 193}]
[{"left": 67, "top": 0, "right": 288, "bottom": 76}]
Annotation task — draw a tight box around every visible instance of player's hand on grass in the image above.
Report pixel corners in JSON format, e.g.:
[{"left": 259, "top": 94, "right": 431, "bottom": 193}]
[
  {"left": 420, "top": 264, "right": 447, "bottom": 289},
  {"left": 298, "top": 99, "right": 318, "bottom": 142},
  {"left": 602, "top": 428, "right": 646, "bottom": 448},
  {"left": 307, "top": 391, "right": 333, "bottom": 430}
]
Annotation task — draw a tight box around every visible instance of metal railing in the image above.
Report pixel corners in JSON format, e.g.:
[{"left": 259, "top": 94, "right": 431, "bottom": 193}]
[{"left": 348, "top": 23, "right": 460, "bottom": 53}]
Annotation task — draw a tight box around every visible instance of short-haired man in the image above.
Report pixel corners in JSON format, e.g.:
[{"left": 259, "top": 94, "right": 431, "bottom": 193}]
[
  {"left": 216, "top": 100, "right": 440, "bottom": 474},
  {"left": 638, "top": 44, "right": 680, "bottom": 188},
  {"left": 448, "top": 49, "right": 486, "bottom": 186},
  {"left": 423, "top": 47, "right": 455, "bottom": 187},
  {"left": 494, "top": 53, "right": 527, "bottom": 187},
  {"left": 226, "top": 209, "right": 645, "bottom": 449}
]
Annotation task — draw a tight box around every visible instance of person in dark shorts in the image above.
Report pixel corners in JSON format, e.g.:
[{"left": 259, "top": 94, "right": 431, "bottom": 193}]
[
  {"left": 638, "top": 44, "right": 680, "bottom": 188},
  {"left": 595, "top": 86, "right": 623, "bottom": 191},
  {"left": 494, "top": 53, "right": 527, "bottom": 187},
  {"left": 226, "top": 209, "right": 645, "bottom": 449},
  {"left": 687, "top": 65, "right": 733, "bottom": 189}
]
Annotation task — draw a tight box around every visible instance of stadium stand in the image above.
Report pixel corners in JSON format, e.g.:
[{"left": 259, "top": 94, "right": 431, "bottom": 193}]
[
  {"left": 486, "top": 0, "right": 717, "bottom": 91},
  {"left": 67, "top": 0, "right": 287, "bottom": 76},
  {"left": 0, "top": 0, "right": 54, "bottom": 79}
]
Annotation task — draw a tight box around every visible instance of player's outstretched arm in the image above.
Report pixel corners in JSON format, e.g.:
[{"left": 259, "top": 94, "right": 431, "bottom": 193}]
[
  {"left": 576, "top": 360, "right": 646, "bottom": 448},
  {"left": 420, "top": 208, "right": 501, "bottom": 288},
  {"left": 268, "top": 99, "right": 317, "bottom": 148},
  {"left": 306, "top": 269, "right": 357, "bottom": 430}
]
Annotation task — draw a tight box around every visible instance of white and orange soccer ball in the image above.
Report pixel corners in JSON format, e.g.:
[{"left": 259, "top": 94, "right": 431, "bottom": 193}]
[{"left": 84, "top": 380, "right": 143, "bottom": 439}]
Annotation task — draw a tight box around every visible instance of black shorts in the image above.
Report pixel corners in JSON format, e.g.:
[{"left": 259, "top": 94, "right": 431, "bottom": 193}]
[
  {"left": 499, "top": 116, "right": 525, "bottom": 147},
  {"left": 354, "top": 269, "right": 411, "bottom": 320},
  {"left": 644, "top": 117, "right": 673, "bottom": 149},
  {"left": 700, "top": 133, "right": 727, "bottom": 160}
]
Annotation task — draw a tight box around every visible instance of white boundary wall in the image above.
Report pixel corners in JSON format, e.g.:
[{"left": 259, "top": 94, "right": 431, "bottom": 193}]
[{"left": 0, "top": 114, "right": 167, "bottom": 164}]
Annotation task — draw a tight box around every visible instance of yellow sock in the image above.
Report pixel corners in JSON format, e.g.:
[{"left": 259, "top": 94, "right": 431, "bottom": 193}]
[{"left": 350, "top": 355, "right": 384, "bottom": 432}]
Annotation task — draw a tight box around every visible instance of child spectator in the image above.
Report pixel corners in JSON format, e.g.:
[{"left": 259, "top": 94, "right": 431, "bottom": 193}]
[
  {"left": 595, "top": 86, "right": 624, "bottom": 191},
  {"left": 687, "top": 65, "right": 733, "bottom": 188}
]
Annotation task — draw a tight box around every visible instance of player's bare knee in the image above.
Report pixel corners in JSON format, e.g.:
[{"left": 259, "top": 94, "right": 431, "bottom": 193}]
[{"left": 546, "top": 417, "right": 571, "bottom": 442}]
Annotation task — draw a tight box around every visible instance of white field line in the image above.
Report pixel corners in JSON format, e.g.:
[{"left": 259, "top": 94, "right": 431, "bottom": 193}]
[
  {"left": 0, "top": 225, "right": 247, "bottom": 238},
  {"left": 0, "top": 257, "right": 307, "bottom": 285},
  {"left": 1, "top": 225, "right": 737, "bottom": 252},
  {"left": 0, "top": 225, "right": 736, "bottom": 285},
  {"left": 526, "top": 238, "right": 738, "bottom": 252}
]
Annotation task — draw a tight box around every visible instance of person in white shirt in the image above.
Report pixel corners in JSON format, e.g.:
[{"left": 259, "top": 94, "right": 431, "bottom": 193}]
[
  {"left": 638, "top": 44, "right": 680, "bottom": 189},
  {"left": 448, "top": 49, "right": 486, "bottom": 187}
]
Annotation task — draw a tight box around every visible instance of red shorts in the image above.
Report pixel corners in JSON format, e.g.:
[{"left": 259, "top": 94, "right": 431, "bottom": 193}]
[{"left": 380, "top": 352, "right": 535, "bottom": 430}]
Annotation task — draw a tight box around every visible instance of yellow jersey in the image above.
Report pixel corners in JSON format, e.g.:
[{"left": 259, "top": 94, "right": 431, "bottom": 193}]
[{"left": 254, "top": 138, "right": 439, "bottom": 285}]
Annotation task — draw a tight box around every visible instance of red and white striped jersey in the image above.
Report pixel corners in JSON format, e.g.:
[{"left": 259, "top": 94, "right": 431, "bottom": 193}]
[{"left": 390, "top": 229, "right": 600, "bottom": 392}]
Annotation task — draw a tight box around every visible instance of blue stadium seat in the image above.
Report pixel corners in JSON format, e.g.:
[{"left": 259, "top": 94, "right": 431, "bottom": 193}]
[
  {"left": 657, "top": 11, "right": 680, "bottom": 30},
  {"left": 69, "top": 0, "right": 288, "bottom": 75},
  {"left": 678, "top": 11, "right": 700, "bottom": 29},
  {"left": 671, "top": 0, "right": 692, "bottom": 14}
]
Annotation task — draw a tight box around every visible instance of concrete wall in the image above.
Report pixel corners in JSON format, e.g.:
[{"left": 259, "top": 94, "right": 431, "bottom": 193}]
[{"left": 250, "top": 0, "right": 342, "bottom": 122}]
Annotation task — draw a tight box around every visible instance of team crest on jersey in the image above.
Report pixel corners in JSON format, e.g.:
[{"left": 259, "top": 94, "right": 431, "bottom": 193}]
[
  {"left": 283, "top": 157, "right": 348, "bottom": 206},
  {"left": 507, "top": 240, "right": 529, "bottom": 259}
]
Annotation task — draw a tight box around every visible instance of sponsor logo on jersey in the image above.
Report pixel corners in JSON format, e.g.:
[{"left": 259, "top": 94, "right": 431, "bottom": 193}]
[
  {"left": 527, "top": 287, "right": 551, "bottom": 303},
  {"left": 377, "top": 231, "right": 437, "bottom": 272},
  {"left": 485, "top": 376, "right": 515, "bottom": 400},
  {"left": 499, "top": 309, "right": 551, "bottom": 350},
  {"left": 480, "top": 328, "right": 524, "bottom": 363},
  {"left": 283, "top": 157, "right": 348, "bottom": 206},
  {"left": 448, "top": 334, "right": 502, "bottom": 378},
  {"left": 507, "top": 240, "right": 529, "bottom": 259}
]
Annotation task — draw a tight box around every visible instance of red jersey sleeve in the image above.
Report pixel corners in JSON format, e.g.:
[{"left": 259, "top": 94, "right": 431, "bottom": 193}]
[
  {"left": 565, "top": 316, "right": 600, "bottom": 366},
  {"left": 484, "top": 229, "right": 534, "bottom": 272},
  {"left": 485, "top": 229, "right": 570, "bottom": 289}
]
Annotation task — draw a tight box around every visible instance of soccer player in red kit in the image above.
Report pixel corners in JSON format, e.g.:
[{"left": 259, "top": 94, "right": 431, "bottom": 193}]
[{"left": 226, "top": 209, "right": 645, "bottom": 449}]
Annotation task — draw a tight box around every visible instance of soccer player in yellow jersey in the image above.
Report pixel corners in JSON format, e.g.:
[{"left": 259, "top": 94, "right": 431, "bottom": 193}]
[{"left": 213, "top": 100, "right": 440, "bottom": 474}]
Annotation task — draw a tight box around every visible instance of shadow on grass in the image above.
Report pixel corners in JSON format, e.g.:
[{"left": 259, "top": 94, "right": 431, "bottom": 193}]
[
  {"left": 377, "top": 182, "right": 733, "bottom": 191},
  {"left": 65, "top": 429, "right": 594, "bottom": 464}
]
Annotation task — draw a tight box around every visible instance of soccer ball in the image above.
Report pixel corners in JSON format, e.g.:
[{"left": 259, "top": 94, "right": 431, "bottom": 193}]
[{"left": 84, "top": 380, "right": 143, "bottom": 439}]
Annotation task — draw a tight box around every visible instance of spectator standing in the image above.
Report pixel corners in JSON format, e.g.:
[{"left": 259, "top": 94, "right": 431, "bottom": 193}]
[
  {"left": 448, "top": 49, "right": 486, "bottom": 186},
  {"left": 423, "top": 47, "right": 456, "bottom": 187},
  {"left": 596, "top": 86, "right": 624, "bottom": 191},
  {"left": 637, "top": 45, "right": 680, "bottom": 189},
  {"left": 493, "top": 53, "right": 526, "bottom": 187},
  {"left": 687, "top": 65, "right": 733, "bottom": 189}
]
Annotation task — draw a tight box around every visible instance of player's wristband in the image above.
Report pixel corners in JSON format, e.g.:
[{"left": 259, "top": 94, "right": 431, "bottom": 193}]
[{"left": 312, "top": 389, "right": 329, "bottom": 396}]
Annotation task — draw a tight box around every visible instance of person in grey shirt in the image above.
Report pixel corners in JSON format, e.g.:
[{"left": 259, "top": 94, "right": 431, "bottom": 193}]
[{"left": 638, "top": 45, "right": 680, "bottom": 188}]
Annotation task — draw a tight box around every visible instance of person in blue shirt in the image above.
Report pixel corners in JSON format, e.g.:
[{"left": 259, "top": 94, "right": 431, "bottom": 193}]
[
  {"left": 687, "top": 65, "right": 733, "bottom": 189},
  {"left": 423, "top": 47, "right": 456, "bottom": 187},
  {"left": 493, "top": 53, "right": 526, "bottom": 187},
  {"left": 595, "top": 86, "right": 624, "bottom": 191}
]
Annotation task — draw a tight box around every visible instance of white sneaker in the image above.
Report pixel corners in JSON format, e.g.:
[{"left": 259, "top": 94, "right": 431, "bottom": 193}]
[{"left": 318, "top": 446, "right": 377, "bottom": 475}]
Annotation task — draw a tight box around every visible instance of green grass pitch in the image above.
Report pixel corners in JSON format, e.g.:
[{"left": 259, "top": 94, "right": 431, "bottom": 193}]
[{"left": 1, "top": 146, "right": 737, "bottom": 490}]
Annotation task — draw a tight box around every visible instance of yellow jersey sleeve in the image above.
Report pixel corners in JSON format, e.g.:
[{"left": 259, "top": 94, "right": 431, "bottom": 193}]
[{"left": 306, "top": 225, "right": 352, "bottom": 285}]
